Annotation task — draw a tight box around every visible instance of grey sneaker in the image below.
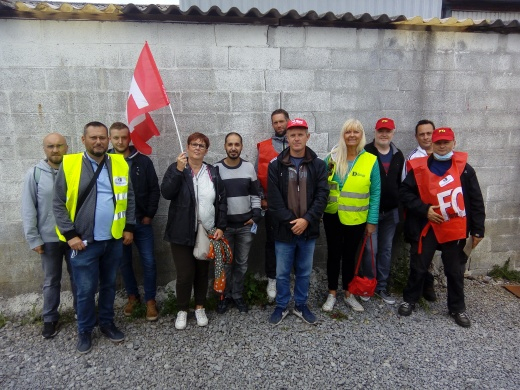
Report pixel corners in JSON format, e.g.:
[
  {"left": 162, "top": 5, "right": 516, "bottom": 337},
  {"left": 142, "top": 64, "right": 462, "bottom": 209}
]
[
  {"left": 376, "top": 290, "right": 396, "bottom": 305},
  {"left": 321, "top": 294, "right": 336, "bottom": 312},
  {"left": 344, "top": 295, "right": 364, "bottom": 312}
]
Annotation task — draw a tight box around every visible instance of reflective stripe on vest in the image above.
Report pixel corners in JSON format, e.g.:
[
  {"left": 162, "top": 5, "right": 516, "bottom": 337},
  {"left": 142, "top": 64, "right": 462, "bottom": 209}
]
[
  {"left": 56, "top": 153, "right": 130, "bottom": 241},
  {"left": 409, "top": 151, "right": 468, "bottom": 249},
  {"left": 325, "top": 152, "right": 377, "bottom": 225}
]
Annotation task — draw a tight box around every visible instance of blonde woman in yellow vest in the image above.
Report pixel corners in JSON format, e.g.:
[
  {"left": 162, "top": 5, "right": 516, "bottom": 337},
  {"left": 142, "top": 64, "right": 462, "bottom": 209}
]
[{"left": 321, "top": 119, "right": 381, "bottom": 313}]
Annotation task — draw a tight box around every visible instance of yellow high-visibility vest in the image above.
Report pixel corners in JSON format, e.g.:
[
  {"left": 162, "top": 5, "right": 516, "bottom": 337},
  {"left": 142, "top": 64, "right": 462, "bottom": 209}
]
[
  {"left": 325, "top": 152, "right": 377, "bottom": 225},
  {"left": 56, "top": 153, "right": 129, "bottom": 241}
]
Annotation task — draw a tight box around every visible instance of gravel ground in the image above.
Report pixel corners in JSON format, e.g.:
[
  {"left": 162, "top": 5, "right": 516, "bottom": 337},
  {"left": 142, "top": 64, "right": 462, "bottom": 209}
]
[{"left": 1, "top": 269, "right": 519, "bottom": 389}]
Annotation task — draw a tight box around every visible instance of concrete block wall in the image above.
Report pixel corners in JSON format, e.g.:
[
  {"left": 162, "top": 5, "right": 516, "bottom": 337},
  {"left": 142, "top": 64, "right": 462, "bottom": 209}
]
[{"left": 0, "top": 19, "right": 519, "bottom": 297}]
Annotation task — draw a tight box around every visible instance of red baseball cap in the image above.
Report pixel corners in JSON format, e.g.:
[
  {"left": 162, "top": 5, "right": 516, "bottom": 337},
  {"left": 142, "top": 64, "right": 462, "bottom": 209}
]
[
  {"left": 432, "top": 127, "right": 455, "bottom": 142},
  {"left": 375, "top": 117, "right": 395, "bottom": 131},
  {"left": 286, "top": 118, "right": 308, "bottom": 130}
]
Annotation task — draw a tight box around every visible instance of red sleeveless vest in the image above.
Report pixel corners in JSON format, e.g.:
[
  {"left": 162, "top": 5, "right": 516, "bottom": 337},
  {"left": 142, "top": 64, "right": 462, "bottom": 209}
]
[
  {"left": 409, "top": 152, "right": 468, "bottom": 252},
  {"left": 256, "top": 139, "right": 279, "bottom": 195}
]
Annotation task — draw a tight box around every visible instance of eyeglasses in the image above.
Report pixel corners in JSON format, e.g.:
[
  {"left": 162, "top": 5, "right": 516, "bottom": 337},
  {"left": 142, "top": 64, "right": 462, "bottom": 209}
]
[{"left": 190, "top": 143, "right": 206, "bottom": 150}]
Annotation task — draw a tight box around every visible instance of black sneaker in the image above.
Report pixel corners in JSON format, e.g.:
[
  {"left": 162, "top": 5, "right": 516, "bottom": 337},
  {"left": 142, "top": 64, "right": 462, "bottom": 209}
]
[
  {"left": 42, "top": 321, "right": 59, "bottom": 339},
  {"left": 423, "top": 284, "right": 437, "bottom": 302},
  {"left": 233, "top": 298, "right": 249, "bottom": 313},
  {"left": 216, "top": 297, "right": 233, "bottom": 314},
  {"left": 269, "top": 307, "right": 289, "bottom": 326},
  {"left": 99, "top": 323, "right": 125, "bottom": 343},
  {"left": 398, "top": 302, "right": 415, "bottom": 316},
  {"left": 293, "top": 304, "right": 317, "bottom": 325},
  {"left": 76, "top": 332, "right": 92, "bottom": 354},
  {"left": 450, "top": 312, "right": 471, "bottom": 328}
]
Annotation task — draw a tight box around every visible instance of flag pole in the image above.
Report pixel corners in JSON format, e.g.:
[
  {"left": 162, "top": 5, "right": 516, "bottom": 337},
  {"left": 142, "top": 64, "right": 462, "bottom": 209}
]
[{"left": 168, "top": 104, "right": 184, "bottom": 153}]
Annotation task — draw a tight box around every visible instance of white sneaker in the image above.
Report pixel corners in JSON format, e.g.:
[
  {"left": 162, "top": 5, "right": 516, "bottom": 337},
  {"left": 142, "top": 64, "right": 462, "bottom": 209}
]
[
  {"left": 195, "top": 308, "right": 208, "bottom": 327},
  {"left": 175, "top": 311, "right": 187, "bottom": 330},
  {"left": 359, "top": 295, "right": 371, "bottom": 302},
  {"left": 322, "top": 294, "right": 336, "bottom": 312},
  {"left": 267, "top": 278, "right": 277, "bottom": 301},
  {"left": 344, "top": 295, "right": 364, "bottom": 312}
]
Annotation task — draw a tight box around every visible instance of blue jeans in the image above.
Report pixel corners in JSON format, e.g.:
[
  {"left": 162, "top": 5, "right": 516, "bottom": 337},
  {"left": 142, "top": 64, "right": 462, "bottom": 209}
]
[
  {"left": 120, "top": 221, "right": 156, "bottom": 301},
  {"left": 275, "top": 237, "right": 316, "bottom": 308},
  {"left": 363, "top": 208, "right": 399, "bottom": 291},
  {"left": 224, "top": 225, "right": 255, "bottom": 300},
  {"left": 41, "top": 241, "right": 77, "bottom": 322},
  {"left": 71, "top": 239, "right": 122, "bottom": 333}
]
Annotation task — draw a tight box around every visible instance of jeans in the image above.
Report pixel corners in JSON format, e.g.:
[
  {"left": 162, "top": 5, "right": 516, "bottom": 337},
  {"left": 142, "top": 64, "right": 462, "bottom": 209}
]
[
  {"left": 41, "top": 241, "right": 77, "bottom": 322},
  {"left": 224, "top": 225, "right": 255, "bottom": 299},
  {"left": 120, "top": 221, "right": 157, "bottom": 301},
  {"left": 71, "top": 239, "right": 122, "bottom": 333},
  {"left": 264, "top": 210, "right": 277, "bottom": 279},
  {"left": 275, "top": 236, "right": 316, "bottom": 308},
  {"left": 362, "top": 208, "right": 399, "bottom": 291},
  {"left": 403, "top": 229, "right": 467, "bottom": 312}
]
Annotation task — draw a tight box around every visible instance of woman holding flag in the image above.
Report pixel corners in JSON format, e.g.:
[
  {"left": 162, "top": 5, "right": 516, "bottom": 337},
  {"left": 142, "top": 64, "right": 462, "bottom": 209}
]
[{"left": 161, "top": 132, "right": 227, "bottom": 330}]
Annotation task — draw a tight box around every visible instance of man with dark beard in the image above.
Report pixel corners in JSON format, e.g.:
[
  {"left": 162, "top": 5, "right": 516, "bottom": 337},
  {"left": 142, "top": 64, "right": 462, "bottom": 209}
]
[
  {"left": 54, "top": 122, "right": 135, "bottom": 354},
  {"left": 215, "top": 132, "right": 262, "bottom": 314},
  {"left": 256, "top": 109, "right": 289, "bottom": 301}
]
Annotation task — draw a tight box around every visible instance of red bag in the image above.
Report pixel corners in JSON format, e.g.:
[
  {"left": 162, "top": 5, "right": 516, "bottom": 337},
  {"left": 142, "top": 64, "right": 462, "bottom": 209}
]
[{"left": 348, "top": 234, "right": 377, "bottom": 298}]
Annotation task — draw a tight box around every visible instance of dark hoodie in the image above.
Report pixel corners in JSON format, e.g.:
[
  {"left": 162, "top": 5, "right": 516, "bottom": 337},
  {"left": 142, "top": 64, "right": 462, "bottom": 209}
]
[
  {"left": 109, "top": 146, "right": 160, "bottom": 221},
  {"left": 267, "top": 146, "right": 329, "bottom": 242}
]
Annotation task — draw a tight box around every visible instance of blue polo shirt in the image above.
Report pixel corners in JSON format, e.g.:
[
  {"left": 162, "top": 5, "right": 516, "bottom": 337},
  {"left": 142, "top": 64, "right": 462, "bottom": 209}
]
[{"left": 86, "top": 153, "right": 114, "bottom": 241}]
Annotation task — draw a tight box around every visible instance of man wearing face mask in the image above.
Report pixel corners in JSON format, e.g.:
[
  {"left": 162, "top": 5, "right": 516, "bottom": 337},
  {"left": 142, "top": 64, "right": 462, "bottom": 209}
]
[{"left": 398, "top": 128, "right": 485, "bottom": 327}]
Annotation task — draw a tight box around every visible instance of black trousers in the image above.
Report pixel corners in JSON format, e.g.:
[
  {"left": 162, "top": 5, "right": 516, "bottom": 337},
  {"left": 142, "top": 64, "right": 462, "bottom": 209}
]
[
  {"left": 323, "top": 212, "right": 366, "bottom": 291},
  {"left": 264, "top": 210, "right": 277, "bottom": 279},
  {"left": 170, "top": 243, "right": 210, "bottom": 311},
  {"left": 403, "top": 229, "right": 467, "bottom": 312}
]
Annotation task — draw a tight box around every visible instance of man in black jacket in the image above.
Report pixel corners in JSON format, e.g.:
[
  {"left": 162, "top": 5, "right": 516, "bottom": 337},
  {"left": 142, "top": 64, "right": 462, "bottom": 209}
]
[
  {"left": 363, "top": 118, "right": 404, "bottom": 305},
  {"left": 398, "top": 127, "right": 485, "bottom": 327},
  {"left": 109, "top": 122, "right": 161, "bottom": 321},
  {"left": 267, "top": 118, "right": 329, "bottom": 326}
]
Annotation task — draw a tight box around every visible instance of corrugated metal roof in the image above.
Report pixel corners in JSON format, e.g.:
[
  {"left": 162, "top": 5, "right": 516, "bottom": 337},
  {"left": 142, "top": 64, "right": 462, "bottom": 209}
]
[
  {"left": 1, "top": 1, "right": 519, "bottom": 33},
  {"left": 180, "top": 0, "right": 443, "bottom": 19}
]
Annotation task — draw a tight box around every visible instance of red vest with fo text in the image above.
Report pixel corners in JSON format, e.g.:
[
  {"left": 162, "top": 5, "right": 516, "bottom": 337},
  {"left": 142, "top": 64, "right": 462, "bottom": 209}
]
[
  {"left": 408, "top": 152, "right": 468, "bottom": 247},
  {"left": 257, "top": 139, "right": 279, "bottom": 195}
]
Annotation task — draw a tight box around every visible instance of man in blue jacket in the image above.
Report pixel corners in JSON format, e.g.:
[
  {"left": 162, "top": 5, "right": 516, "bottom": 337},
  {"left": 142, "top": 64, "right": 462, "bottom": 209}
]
[
  {"left": 109, "top": 122, "right": 161, "bottom": 321},
  {"left": 267, "top": 118, "right": 329, "bottom": 325}
]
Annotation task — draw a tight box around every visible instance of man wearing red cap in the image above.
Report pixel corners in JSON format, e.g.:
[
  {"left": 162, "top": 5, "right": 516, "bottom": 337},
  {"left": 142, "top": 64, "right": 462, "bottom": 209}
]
[
  {"left": 267, "top": 118, "right": 328, "bottom": 325},
  {"left": 362, "top": 118, "right": 404, "bottom": 305},
  {"left": 256, "top": 109, "right": 290, "bottom": 302},
  {"left": 399, "top": 127, "right": 485, "bottom": 327}
]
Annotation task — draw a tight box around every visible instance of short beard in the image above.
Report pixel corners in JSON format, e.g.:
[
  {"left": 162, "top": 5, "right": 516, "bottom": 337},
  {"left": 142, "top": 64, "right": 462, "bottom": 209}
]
[{"left": 226, "top": 153, "right": 240, "bottom": 160}]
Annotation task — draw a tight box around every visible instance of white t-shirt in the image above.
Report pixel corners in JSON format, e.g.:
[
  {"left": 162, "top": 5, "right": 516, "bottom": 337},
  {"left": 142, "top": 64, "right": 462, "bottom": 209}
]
[{"left": 193, "top": 163, "right": 216, "bottom": 230}]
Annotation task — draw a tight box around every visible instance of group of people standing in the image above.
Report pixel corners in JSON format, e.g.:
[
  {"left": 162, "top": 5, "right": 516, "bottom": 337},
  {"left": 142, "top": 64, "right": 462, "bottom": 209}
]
[{"left": 21, "top": 110, "right": 485, "bottom": 355}]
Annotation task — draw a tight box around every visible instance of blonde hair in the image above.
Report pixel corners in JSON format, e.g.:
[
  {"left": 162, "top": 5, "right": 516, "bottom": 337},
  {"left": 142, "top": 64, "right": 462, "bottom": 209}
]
[{"left": 329, "top": 119, "right": 366, "bottom": 178}]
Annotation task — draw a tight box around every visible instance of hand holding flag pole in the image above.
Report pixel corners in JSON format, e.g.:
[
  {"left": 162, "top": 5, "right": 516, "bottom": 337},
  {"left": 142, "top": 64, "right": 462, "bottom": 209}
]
[{"left": 127, "top": 42, "right": 184, "bottom": 154}]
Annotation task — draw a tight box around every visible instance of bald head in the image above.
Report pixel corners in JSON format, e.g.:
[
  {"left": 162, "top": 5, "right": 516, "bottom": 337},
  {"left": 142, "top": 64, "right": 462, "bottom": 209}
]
[{"left": 43, "top": 133, "right": 68, "bottom": 168}]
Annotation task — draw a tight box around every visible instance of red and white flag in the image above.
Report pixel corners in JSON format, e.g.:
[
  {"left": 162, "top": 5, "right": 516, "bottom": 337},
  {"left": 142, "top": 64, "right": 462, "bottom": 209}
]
[{"left": 126, "top": 42, "right": 169, "bottom": 154}]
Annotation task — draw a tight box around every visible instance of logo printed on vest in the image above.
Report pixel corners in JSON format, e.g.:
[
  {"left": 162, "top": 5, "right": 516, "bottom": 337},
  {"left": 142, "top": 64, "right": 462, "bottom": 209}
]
[
  {"left": 439, "top": 175, "right": 454, "bottom": 187},
  {"left": 114, "top": 177, "right": 128, "bottom": 186},
  {"left": 352, "top": 171, "right": 365, "bottom": 177},
  {"left": 437, "top": 187, "right": 466, "bottom": 220}
]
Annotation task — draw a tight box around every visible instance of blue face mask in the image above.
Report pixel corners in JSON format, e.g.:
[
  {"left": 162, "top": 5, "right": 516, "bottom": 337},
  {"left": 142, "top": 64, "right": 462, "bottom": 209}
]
[{"left": 433, "top": 151, "right": 453, "bottom": 161}]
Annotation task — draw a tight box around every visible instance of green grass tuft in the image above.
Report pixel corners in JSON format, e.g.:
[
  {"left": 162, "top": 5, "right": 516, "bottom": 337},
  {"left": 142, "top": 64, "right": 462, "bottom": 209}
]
[{"left": 488, "top": 258, "right": 520, "bottom": 283}]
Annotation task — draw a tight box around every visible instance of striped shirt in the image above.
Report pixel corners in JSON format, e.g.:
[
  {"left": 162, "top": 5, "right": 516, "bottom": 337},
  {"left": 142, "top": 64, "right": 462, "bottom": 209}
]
[{"left": 215, "top": 158, "right": 262, "bottom": 228}]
